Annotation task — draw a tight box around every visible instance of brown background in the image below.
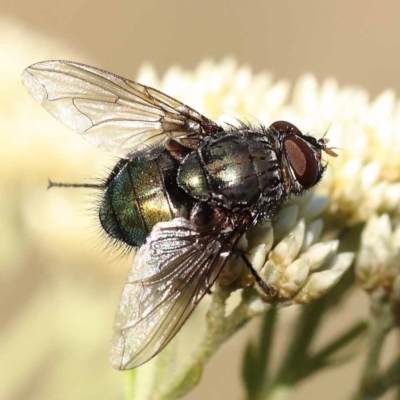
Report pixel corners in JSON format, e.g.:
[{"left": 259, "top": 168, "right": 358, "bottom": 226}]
[
  {"left": 1, "top": 1, "right": 400, "bottom": 400},
  {"left": 4, "top": 0, "right": 400, "bottom": 97}
]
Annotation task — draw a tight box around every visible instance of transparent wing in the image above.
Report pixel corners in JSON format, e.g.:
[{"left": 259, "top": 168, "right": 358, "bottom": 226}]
[
  {"left": 110, "top": 216, "right": 244, "bottom": 370},
  {"left": 22, "top": 60, "right": 220, "bottom": 158}
]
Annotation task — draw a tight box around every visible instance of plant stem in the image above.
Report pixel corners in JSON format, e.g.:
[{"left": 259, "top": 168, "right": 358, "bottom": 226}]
[
  {"left": 353, "top": 288, "right": 394, "bottom": 400},
  {"left": 261, "top": 385, "right": 293, "bottom": 400},
  {"left": 158, "top": 286, "right": 270, "bottom": 400},
  {"left": 307, "top": 320, "right": 368, "bottom": 372},
  {"left": 242, "top": 306, "right": 278, "bottom": 400},
  {"left": 258, "top": 306, "right": 278, "bottom": 382},
  {"left": 275, "top": 300, "right": 325, "bottom": 384}
]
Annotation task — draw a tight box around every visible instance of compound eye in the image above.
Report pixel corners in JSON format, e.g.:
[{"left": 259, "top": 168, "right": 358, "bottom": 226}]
[
  {"left": 284, "top": 135, "right": 319, "bottom": 188},
  {"left": 270, "top": 121, "right": 301, "bottom": 136}
]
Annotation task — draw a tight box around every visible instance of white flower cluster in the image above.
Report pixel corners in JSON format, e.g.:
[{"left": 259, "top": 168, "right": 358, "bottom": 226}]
[
  {"left": 356, "top": 214, "right": 400, "bottom": 315},
  {"left": 232, "top": 194, "right": 353, "bottom": 304}
]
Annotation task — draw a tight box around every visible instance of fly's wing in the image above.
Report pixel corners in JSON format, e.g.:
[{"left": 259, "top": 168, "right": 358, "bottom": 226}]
[
  {"left": 22, "top": 61, "right": 221, "bottom": 159},
  {"left": 110, "top": 216, "right": 246, "bottom": 370}
]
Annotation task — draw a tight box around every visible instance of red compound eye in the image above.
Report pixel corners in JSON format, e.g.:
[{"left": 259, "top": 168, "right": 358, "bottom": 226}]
[
  {"left": 284, "top": 135, "right": 318, "bottom": 188},
  {"left": 270, "top": 121, "right": 301, "bottom": 136}
]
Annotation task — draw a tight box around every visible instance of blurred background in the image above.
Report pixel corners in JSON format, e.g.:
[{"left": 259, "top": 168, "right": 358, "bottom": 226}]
[{"left": 1, "top": 1, "right": 400, "bottom": 399}]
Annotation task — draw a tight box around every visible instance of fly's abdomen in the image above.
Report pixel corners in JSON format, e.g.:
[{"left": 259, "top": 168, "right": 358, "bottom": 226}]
[{"left": 100, "top": 153, "right": 192, "bottom": 247}]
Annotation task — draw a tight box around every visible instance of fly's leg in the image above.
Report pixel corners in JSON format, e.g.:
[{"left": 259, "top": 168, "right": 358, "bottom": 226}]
[
  {"left": 233, "top": 250, "right": 275, "bottom": 297},
  {"left": 48, "top": 180, "right": 106, "bottom": 190}
]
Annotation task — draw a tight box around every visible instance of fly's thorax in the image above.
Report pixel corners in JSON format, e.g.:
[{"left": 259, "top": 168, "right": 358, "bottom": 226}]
[
  {"left": 177, "top": 130, "right": 285, "bottom": 211},
  {"left": 99, "top": 153, "right": 193, "bottom": 247}
]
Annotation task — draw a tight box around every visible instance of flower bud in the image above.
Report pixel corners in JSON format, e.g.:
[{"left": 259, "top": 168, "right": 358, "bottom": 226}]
[
  {"left": 269, "top": 219, "right": 305, "bottom": 267},
  {"left": 280, "top": 258, "right": 310, "bottom": 298},
  {"left": 294, "top": 252, "right": 354, "bottom": 303}
]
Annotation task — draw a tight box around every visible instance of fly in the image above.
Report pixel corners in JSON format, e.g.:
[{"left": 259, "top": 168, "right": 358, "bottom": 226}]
[{"left": 22, "top": 61, "right": 337, "bottom": 369}]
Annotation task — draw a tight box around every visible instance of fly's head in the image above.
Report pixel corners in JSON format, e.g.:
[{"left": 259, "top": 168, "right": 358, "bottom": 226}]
[{"left": 270, "top": 121, "right": 338, "bottom": 196}]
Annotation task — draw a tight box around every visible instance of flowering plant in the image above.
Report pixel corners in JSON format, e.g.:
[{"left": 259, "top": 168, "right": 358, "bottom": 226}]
[
  {"left": 122, "top": 58, "right": 400, "bottom": 400},
  {"left": 3, "top": 21, "right": 399, "bottom": 397}
]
